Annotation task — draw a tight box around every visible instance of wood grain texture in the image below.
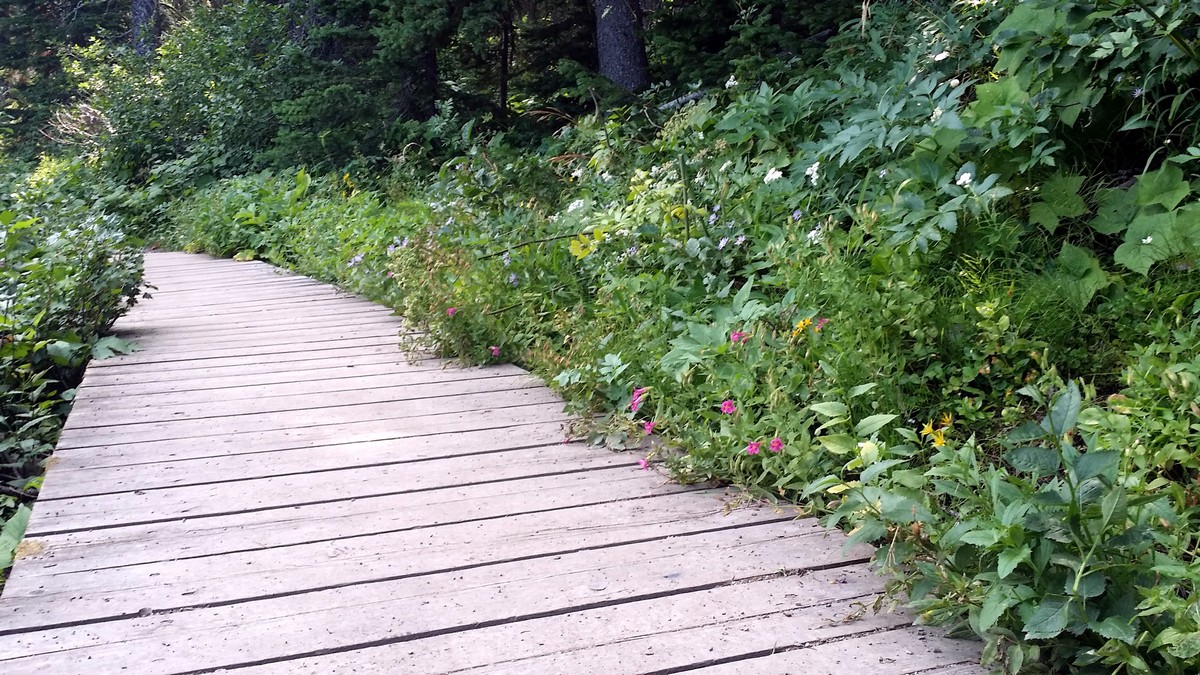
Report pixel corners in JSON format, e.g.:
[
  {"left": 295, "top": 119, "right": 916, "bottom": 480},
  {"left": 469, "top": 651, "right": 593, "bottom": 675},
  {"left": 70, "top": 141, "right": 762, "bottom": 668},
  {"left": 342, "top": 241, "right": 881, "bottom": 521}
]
[{"left": 0, "top": 251, "right": 983, "bottom": 674}]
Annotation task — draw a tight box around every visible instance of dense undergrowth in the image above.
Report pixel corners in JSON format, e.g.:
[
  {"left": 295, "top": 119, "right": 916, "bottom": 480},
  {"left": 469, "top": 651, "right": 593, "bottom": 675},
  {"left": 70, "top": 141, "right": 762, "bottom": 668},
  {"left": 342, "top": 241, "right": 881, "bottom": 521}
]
[
  {"left": 0, "top": 160, "right": 144, "bottom": 583},
  {"left": 4, "top": 0, "right": 1200, "bottom": 672}
]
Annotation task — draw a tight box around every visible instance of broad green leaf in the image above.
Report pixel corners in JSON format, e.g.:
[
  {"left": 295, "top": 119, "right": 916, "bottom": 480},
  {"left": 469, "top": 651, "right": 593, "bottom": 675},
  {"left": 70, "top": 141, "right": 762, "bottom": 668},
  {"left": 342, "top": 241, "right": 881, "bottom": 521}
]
[
  {"left": 1068, "top": 571, "right": 1106, "bottom": 598},
  {"left": 960, "top": 528, "right": 1001, "bottom": 547},
  {"left": 809, "top": 401, "right": 849, "bottom": 417},
  {"left": 1040, "top": 173, "right": 1087, "bottom": 217},
  {"left": 979, "top": 585, "right": 1018, "bottom": 632},
  {"left": 847, "top": 383, "right": 878, "bottom": 398},
  {"left": 854, "top": 414, "right": 898, "bottom": 438},
  {"left": 1135, "top": 164, "right": 1190, "bottom": 210},
  {"left": 1046, "top": 381, "right": 1081, "bottom": 437},
  {"left": 1089, "top": 616, "right": 1136, "bottom": 644},
  {"left": 998, "top": 545, "right": 1031, "bottom": 579},
  {"left": 1053, "top": 243, "right": 1109, "bottom": 309},
  {"left": 0, "top": 504, "right": 32, "bottom": 570},
  {"left": 1073, "top": 451, "right": 1119, "bottom": 483},
  {"left": 1028, "top": 202, "right": 1060, "bottom": 232},
  {"left": 1114, "top": 211, "right": 1179, "bottom": 275},
  {"left": 1167, "top": 632, "right": 1200, "bottom": 660},
  {"left": 816, "top": 434, "right": 857, "bottom": 455},
  {"left": 1006, "top": 446, "right": 1061, "bottom": 474},
  {"left": 1091, "top": 188, "right": 1136, "bottom": 235},
  {"left": 1024, "top": 597, "right": 1071, "bottom": 640},
  {"left": 91, "top": 336, "right": 139, "bottom": 360}
]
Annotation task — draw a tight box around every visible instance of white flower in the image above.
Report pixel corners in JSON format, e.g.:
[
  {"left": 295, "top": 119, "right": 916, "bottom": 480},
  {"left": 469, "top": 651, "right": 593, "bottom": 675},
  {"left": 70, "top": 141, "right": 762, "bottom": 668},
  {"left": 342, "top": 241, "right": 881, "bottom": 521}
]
[
  {"left": 1141, "top": 236, "right": 1153, "bottom": 245},
  {"left": 764, "top": 168, "right": 783, "bottom": 184},
  {"left": 567, "top": 199, "right": 586, "bottom": 213},
  {"left": 725, "top": 75, "right": 738, "bottom": 89},
  {"left": 717, "top": 237, "right": 729, "bottom": 250},
  {"left": 933, "top": 51, "right": 950, "bottom": 62},
  {"left": 931, "top": 106, "right": 944, "bottom": 122},
  {"left": 956, "top": 172, "right": 973, "bottom": 187},
  {"left": 806, "top": 226, "right": 822, "bottom": 245},
  {"left": 719, "top": 160, "right": 733, "bottom": 173},
  {"left": 878, "top": 169, "right": 889, "bottom": 179},
  {"left": 950, "top": 78, "right": 961, "bottom": 87},
  {"left": 804, "top": 161, "right": 821, "bottom": 186},
  {"left": 571, "top": 167, "right": 584, "bottom": 179}
]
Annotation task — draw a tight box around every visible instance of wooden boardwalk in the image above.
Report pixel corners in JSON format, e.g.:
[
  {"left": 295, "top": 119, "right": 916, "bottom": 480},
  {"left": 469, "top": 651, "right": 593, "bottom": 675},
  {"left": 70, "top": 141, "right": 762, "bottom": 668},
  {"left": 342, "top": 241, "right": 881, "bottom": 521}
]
[{"left": 0, "top": 252, "right": 982, "bottom": 674}]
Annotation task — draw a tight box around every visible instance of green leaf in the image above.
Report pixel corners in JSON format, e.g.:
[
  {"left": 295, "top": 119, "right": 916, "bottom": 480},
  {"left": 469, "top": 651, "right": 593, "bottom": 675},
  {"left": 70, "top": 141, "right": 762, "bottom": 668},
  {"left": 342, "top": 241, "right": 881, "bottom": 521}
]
[
  {"left": 91, "top": 336, "right": 138, "bottom": 360},
  {"left": 1089, "top": 616, "right": 1136, "bottom": 644},
  {"left": 1135, "top": 164, "right": 1190, "bottom": 210},
  {"left": 960, "top": 528, "right": 1001, "bottom": 547},
  {"left": 854, "top": 414, "right": 898, "bottom": 438},
  {"left": 980, "top": 585, "right": 1018, "bottom": 632},
  {"left": 847, "top": 383, "right": 878, "bottom": 398},
  {"left": 816, "top": 434, "right": 857, "bottom": 455},
  {"left": 1006, "top": 446, "right": 1061, "bottom": 474},
  {"left": 1166, "top": 632, "right": 1200, "bottom": 660},
  {"left": 1069, "top": 571, "right": 1106, "bottom": 599},
  {"left": 998, "top": 545, "right": 1031, "bottom": 579},
  {"left": 1046, "top": 381, "right": 1081, "bottom": 437},
  {"left": 1091, "top": 188, "right": 1136, "bottom": 235},
  {"left": 1053, "top": 243, "right": 1109, "bottom": 309},
  {"left": 1073, "top": 451, "right": 1120, "bottom": 483},
  {"left": 0, "top": 504, "right": 33, "bottom": 570},
  {"left": 809, "top": 401, "right": 849, "bottom": 417},
  {"left": 1041, "top": 173, "right": 1087, "bottom": 218},
  {"left": 1024, "top": 597, "right": 1071, "bottom": 640},
  {"left": 1028, "top": 202, "right": 1060, "bottom": 232}
]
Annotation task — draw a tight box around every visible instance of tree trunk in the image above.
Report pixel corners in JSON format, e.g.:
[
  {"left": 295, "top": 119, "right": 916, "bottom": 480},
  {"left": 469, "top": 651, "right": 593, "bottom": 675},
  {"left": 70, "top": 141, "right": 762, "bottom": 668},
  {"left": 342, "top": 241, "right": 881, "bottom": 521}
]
[
  {"left": 499, "top": 8, "right": 512, "bottom": 117},
  {"left": 131, "top": 0, "right": 159, "bottom": 56},
  {"left": 593, "top": 0, "right": 649, "bottom": 92}
]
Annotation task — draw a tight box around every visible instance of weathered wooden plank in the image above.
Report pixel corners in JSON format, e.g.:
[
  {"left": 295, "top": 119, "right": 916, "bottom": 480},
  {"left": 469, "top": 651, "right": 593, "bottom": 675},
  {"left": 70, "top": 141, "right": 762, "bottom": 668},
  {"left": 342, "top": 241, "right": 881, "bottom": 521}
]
[
  {"left": 1, "top": 496, "right": 799, "bottom": 632},
  {"left": 28, "top": 439, "right": 620, "bottom": 535},
  {"left": 120, "top": 294, "right": 387, "bottom": 323},
  {"left": 77, "top": 363, "right": 522, "bottom": 406},
  {"left": 56, "top": 386, "right": 562, "bottom": 448},
  {"left": 0, "top": 523, "right": 866, "bottom": 672},
  {"left": 66, "top": 373, "right": 542, "bottom": 427},
  {"left": 688, "top": 629, "right": 983, "bottom": 674},
  {"left": 81, "top": 334, "right": 405, "bottom": 371},
  {"left": 19, "top": 470, "right": 693, "bottom": 575},
  {"left": 77, "top": 350, "right": 438, "bottom": 389},
  {"left": 197, "top": 565, "right": 896, "bottom": 675},
  {"left": 53, "top": 401, "right": 573, "bottom": 463},
  {"left": 111, "top": 324, "right": 406, "bottom": 354},
  {"left": 83, "top": 341, "right": 407, "bottom": 375}
]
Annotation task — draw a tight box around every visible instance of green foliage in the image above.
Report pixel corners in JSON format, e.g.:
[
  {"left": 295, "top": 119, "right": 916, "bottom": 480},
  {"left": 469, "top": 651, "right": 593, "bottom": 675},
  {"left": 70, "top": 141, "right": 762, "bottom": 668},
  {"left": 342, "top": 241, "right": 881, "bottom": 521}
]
[{"left": 0, "top": 157, "right": 143, "bottom": 585}]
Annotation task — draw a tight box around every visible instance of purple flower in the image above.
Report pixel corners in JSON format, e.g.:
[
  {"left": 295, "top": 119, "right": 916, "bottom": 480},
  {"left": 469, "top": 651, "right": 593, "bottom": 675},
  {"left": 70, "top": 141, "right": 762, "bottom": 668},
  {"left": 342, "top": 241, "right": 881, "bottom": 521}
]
[
  {"left": 720, "top": 399, "right": 736, "bottom": 415},
  {"left": 769, "top": 437, "right": 784, "bottom": 452},
  {"left": 446, "top": 307, "right": 458, "bottom": 317},
  {"left": 489, "top": 345, "right": 501, "bottom": 357},
  {"left": 745, "top": 441, "right": 762, "bottom": 455},
  {"left": 508, "top": 272, "right": 519, "bottom": 286},
  {"left": 792, "top": 209, "right": 803, "bottom": 222}
]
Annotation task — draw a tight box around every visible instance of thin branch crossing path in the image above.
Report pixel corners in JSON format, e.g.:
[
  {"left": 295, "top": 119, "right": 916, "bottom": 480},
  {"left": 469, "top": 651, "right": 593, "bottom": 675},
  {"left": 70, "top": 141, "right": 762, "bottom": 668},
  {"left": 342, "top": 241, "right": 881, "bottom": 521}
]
[{"left": 0, "top": 252, "right": 983, "bottom": 674}]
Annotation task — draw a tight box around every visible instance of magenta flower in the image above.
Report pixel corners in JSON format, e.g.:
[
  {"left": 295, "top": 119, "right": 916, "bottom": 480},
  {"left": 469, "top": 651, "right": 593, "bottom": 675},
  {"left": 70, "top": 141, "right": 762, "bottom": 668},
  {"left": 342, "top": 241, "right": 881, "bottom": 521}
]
[
  {"left": 746, "top": 441, "right": 762, "bottom": 455},
  {"left": 730, "top": 331, "right": 749, "bottom": 344},
  {"left": 386, "top": 271, "right": 395, "bottom": 278},
  {"left": 720, "top": 399, "right": 737, "bottom": 415},
  {"left": 446, "top": 307, "right": 458, "bottom": 317},
  {"left": 638, "top": 457, "right": 650, "bottom": 470},
  {"left": 489, "top": 345, "right": 501, "bottom": 357},
  {"left": 815, "top": 317, "right": 830, "bottom": 332},
  {"left": 643, "top": 420, "right": 656, "bottom": 435},
  {"left": 769, "top": 437, "right": 784, "bottom": 452},
  {"left": 631, "top": 387, "right": 649, "bottom": 413}
]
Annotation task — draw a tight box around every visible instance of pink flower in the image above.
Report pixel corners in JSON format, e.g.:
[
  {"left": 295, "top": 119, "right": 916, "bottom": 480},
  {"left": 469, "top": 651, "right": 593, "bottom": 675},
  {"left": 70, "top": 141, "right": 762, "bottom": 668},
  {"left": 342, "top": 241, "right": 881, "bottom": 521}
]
[
  {"left": 489, "top": 345, "right": 501, "bottom": 357},
  {"left": 446, "top": 307, "right": 458, "bottom": 317},
  {"left": 730, "top": 331, "right": 749, "bottom": 344},
  {"left": 631, "top": 387, "right": 649, "bottom": 413},
  {"left": 769, "top": 437, "right": 784, "bottom": 452},
  {"left": 720, "top": 399, "right": 737, "bottom": 415},
  {"left": 745, "top": 441, "right": 762, "bottom": 455},
  {"left": 386, "top": 271, "right": 395, "bottom": 278},
  {"left": 815, "top": 317, "right": 830, "bottom": 332},
  {"left": 643, "top": 421, "right": 656, "bottom": 435},
  {"left": 638, "top": 457, "right": 650, "bottom": 470}
]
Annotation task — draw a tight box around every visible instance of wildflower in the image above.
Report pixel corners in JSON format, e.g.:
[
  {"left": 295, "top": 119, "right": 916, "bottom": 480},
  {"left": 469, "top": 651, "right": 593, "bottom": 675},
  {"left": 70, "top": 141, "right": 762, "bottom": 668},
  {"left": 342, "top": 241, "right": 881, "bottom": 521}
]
[
  {"left": 717, "top": 237, "right": 729, "bottom": 250},
  {"left": 643, "top": 421, "right": 656, "bottom": 435},
  {"left": 725, "top": 75, "right": 738, "bottom": 89},
  {"left": 387, "top": 244, "right": 396, "bottom": 254},
  {"left": 814, "top": 317, "right": 830, "bottom": 332},
  {"left": 631, "top": 387, "right": 649, "bottom": 413},
  {"left": 940, "top": 412, "right": 953, "bottom": 428},
  {"left": 567, "top": 199, "right": 586, "bottom": 213},
  {"left": 933, "top": 51, "right": 950, "bottom": 62},
  {"left": 804, "top": 162, "right": 821, "bottom": 186},
  {"left": 956, "top": 172, "right": 973, "bottom": 188},
  {"left": 721, "top": 399, "right": 737, "bottom": 415},
  {"left": 709, "top": 212, "right": 718, "bottom": 225},
  {"left": 792, "top": 317, "right": 813, "bottom": 337},
  {"left": 489, "top": 345, "right": 501, "bottom": 357},
  {"left": 792, "top": 209, "right": 803, "bottom": 222},
  {"left": 446, "top": 307, "right": 458, "bottom": 317},
  {"left": 386, "top": 271, "right": 394, "bottom": 278},
  {"left": 508, "top": 272, "right": 520, "bottom": 287},
  {"left": 571, "top": 167, "right": 584, "bottom": 179},
  {"left": 400, "top": 237, "right": 410, "bottom": 248},
  {"left": 950, "top": 78, "right": 961, "bottom": 87},
  {"left": 1141, "top": 236, "right": 1153, "bottom": 245},
  {"left": 502, "top": 251, "right": 511, "bottom": 266},
  {"left": 638, "top": 457, "right": 650, "bottom": 470},
  {"left": 719, "top": 160, "right": 732, "bottom": 173},
  {"left": 806, "top": 226, "right": 822, "bottom": 245},
  {"left": 347, "top": 253, "right": 364, "bottom": 267},
  {"left": 930, "top": 429, "right": 947, "bottom": 447},
  {"left": 921, "top": 420, "right": 935, "bottom": 436},
  {"left": 735, "top": 235, "right": 746, "bottom": 246},
  {"left": 627, "top": 246, "right": 639, "bottom": 256},
  {"left": 1133, "top": 87, "right": 1144, "bottom": 99},
  {"left": 769, "top": 437, "right": 784, "bottom": 453},
  {"left": 931, "top": 107, "right": 944, "bottom": 122},
  {"left": 730, "top": 331, "right": 749, "bottom": 344},
  {"left": 745, "top": 441, "right": 762, "bottom": 455},
  {"left": 764, "top": 168, "right": 784, "bottom": 184}
]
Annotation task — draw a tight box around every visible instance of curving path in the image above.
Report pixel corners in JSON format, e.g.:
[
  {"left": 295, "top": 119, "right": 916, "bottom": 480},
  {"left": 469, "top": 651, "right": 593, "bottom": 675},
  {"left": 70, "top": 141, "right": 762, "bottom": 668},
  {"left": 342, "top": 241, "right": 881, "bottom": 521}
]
[{"left": 0, "top": 251, "right": 982, "bottom": 674}]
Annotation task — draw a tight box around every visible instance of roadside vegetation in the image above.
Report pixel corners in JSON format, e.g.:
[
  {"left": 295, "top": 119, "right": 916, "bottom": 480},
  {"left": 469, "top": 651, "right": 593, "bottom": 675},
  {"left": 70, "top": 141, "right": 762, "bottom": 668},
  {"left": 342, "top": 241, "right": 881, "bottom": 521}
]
[{"left": 3, "top": 1, "right": 1200, "bottom": 671}]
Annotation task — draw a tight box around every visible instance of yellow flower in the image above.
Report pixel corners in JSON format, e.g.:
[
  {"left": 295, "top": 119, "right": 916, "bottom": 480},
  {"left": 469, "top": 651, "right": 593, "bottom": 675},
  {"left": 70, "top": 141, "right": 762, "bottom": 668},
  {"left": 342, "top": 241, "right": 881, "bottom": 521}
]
[
  {"left": 930, "top": 429, "right": 947, "bottom": 447},
  {"left": 940, "top": 412, "right": 954, "bottom": 428},
  {"left": 921, "top": 420, "right": 935, "bottom": 436},
  {"left": 792, "top": 317, "right": 813, "bottom": 337}
]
